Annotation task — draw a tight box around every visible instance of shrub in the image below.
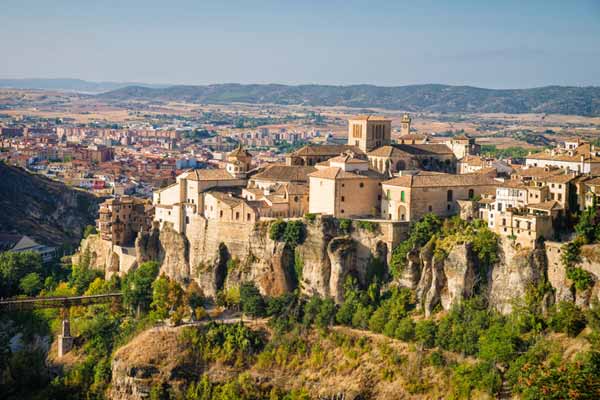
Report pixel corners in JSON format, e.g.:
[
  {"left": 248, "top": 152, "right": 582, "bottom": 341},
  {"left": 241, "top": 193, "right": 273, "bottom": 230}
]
[
  {"left": 395, "top": 318, "right": 415, "bottom": 341},
  {"left": 415, "top": 320, "right": 437, "bottom": 348},
  {"left": 338, "top": 218, "right": 352, "bottom": 234},
  {"left": 303, "top": 213, "right": 317, "bottom": 222},
  {"left": 283, "top": 220, "right": 306, "bottom": 247},
  {"left": 390, "top": 214, "right": 442, "bottom": 277},
  {"left": 357, "top": 220, "right": 379, "bottom": 233},
  {"left": 451, "top": 361, "right": 501, "bottom": 398},
  {"left": 269, "top": 219, "right": 287, "bottom": 241},
  {"left": 83, "top": 225, "right": 97, "bottom": 238},
  {"left": 548, "top": 301, "right": 587, "bottom": 337},
  {"left": 19, "top": 272, "right": 42, "bottom": 296},
  {"left": 478, "top": 322, "right": 520, "bottom": 364},
  {"left": 240, "top": 282, "right": 266, "bottom": 318}
]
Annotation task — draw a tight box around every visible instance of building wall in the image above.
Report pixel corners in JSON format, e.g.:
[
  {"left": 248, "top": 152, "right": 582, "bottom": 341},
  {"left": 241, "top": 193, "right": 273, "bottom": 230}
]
[
  {"left": 382, "top": 184, "right": 496, "bottom": 222},
  {"left": 309, "top": 177, "right": 337, "bottom": 215},
  {"left": 334, "top": 178, "right": 381, "bottom": 218}
]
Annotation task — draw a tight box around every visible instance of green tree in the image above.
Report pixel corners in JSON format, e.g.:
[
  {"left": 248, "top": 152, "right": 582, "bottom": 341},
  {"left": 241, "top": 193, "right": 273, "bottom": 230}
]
[
  {"left": 240, "top": 282, "right": 266, "bottom": 318},
  {"left": 549, "top": 301, "right": 587, "bottom": 337},
  {"left": 0, "top": 251, "right": 43, "bottom": 297},
  {"left": 150, "top": 275, "right": 171, "bottom": 320},
  {"left": 415, "top": 319, "right": 437, "bottom": 348},
  {"left": 19, "top": 272, "right": 42, "bottom": 296},
  {"left": 122, "top": 261, "right": 160, "bottom": 315}
]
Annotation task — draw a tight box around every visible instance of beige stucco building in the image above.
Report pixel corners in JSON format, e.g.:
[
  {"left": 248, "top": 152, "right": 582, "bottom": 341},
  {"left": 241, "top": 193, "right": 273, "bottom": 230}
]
[
  {"left": 381, "top": 173, "right": 497, "bottom": 222},
  {"left": 308, "top": 153, "right": 383, "bottom": 218}
]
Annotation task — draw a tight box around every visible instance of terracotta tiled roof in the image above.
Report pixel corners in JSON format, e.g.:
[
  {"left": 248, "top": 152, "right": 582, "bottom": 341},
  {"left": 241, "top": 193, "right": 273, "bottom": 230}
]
[
  {"left": 309, "top": 167, "right": 382, "bottom": 180},
  {"left": 291, "top": 144, "right": 364, "bottom": 157},
  {"left": 369, "top": 144, "right": 454, "bottom": 157},
  {"left": 184, "top": 169, "right": 236, "bottom": 181},
  {"left": 383, "top": 173, "right": 496, "bottom": 188},
  {"left": 528, "top": 200, "right": 563, "bottom": 211},
  {"left": 251, "top": 165, "right": 316, "bottom": 182}
]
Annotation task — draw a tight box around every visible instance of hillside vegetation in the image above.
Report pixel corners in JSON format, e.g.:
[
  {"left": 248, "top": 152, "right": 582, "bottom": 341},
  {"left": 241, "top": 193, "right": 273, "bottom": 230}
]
[
  {"left": 0, "top": 163, "right": 99, "bottom": 247},
  {"left": 99, "top": 83, "right": 600, "bottom": 116}
]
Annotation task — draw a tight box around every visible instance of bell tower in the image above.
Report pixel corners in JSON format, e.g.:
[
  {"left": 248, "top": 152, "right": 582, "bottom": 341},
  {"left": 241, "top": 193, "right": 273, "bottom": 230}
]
[{"left": 400, "top": 113, "right": 411, "bottom": 136}]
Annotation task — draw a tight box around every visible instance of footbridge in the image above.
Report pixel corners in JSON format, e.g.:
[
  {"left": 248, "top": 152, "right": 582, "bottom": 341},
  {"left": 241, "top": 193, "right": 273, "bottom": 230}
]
[{"left": 0, "top": 293, "right": 122, "bottom": 357}]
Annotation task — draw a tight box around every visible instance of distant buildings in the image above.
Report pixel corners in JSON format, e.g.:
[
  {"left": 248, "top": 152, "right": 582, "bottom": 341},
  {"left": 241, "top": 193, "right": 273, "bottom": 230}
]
[{"left": 0, "top": 234, "right": 57, "bottom": 262}]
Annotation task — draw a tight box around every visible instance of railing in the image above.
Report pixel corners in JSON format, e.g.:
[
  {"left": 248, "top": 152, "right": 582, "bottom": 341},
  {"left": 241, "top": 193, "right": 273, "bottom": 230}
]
[{"left": 0, "top": 293, "right": 122, "bottom": 311}]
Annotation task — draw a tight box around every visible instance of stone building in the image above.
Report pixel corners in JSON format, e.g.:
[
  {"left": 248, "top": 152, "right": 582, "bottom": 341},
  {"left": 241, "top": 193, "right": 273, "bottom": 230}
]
[
  {"left": 347, "top": 115, "right": 392, "bottom": 152},
  {"left": 368, "top": 143, "right": 457, "bottom": 175},
  {"left": 400, "top": 113, "right": 411, "bottom": 136},
  {"left": 381, "top": 173, "right": 498, "bottom": 222},
  {"left": 443, "top": 134, "right": 480, "bottom": 160},
  {"left": 526, "top": 142, "right": 600, "bottom": 173},
  {"left": 97, "top": 196, "right": 153, "bottom": 246},
  {"left": 308, "top": 152, "right": 383, "bottom": 218}
]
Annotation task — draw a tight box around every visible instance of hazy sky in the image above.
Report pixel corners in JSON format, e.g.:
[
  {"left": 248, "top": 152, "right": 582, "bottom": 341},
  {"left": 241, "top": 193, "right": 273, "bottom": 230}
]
[{"left": 1, "top": 0, "right": 599, "bottom": 88}]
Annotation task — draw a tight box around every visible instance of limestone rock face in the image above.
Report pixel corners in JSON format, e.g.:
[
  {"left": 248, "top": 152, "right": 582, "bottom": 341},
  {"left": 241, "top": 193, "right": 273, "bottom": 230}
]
[
  {"left": 158, "top": 224, "right": 190, "bottom": 282},
  {"left": 440, "top": 243, "right": 476, "bottom": 312},
  {"left": 488, "top": 238, "right": 545, "bottom": 314},
  {"left": 327, "top": 237, "right": 357, "bottom": 303}
]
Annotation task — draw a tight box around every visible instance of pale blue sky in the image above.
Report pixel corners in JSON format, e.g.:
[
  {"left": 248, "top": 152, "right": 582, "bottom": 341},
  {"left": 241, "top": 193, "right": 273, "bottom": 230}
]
[{"left": 1, "top": 0, "right": 599, "bottom": 88}]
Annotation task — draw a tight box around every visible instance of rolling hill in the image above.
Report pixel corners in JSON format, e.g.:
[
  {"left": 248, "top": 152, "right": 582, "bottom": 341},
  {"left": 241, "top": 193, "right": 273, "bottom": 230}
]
[{"left": 98, "top": 83, "right": 600, "bottom": 116}]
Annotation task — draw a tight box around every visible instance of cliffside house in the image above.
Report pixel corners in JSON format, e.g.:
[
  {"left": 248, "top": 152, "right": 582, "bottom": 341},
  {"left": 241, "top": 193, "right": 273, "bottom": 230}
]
[{"left": 97, "top": 196, "right": 153, "bottom": 246}]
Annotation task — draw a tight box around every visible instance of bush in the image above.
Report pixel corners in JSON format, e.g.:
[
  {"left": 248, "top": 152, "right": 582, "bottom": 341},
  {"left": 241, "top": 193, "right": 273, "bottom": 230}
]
[
  {"left": 478, "top": 322, "right": 520, "bottom": 364},
  {"left": 283, "top": 220, "right": 306, "bottom": 247},
  {"left": 415, "top": 320, "right": 437, "bottom": 348},
  {"left": 83, "top": 225, "right": 97, "bottom": 238},
  {"left": 549, "top": 301, "right": 587, "bottom": 337},
  {"left": 269, "top": 219, "right": 287, "bottom": 241},
  {"left": 390, "top": 214, "right": 442, "bottom": 277},
  {"left": 451, "top": 361, "right": 501, "bottom": 398},
  {"left": 357, "top": 220, "right": 379, "bottom": 233},
  {"left": 303, "top": 213, "right": 317, "bottom": 222},
  {"left": 395, "top": 318, "right": 416, "bottom": 341},
  {"left": 338, "top": 218, "right": 352, "bottom": 234},
  {"left": 240, "top": 282, "right": 266, "bottom": 318},
  {"left": 19, "top": 272, "right": 42, "bottom": 296}
]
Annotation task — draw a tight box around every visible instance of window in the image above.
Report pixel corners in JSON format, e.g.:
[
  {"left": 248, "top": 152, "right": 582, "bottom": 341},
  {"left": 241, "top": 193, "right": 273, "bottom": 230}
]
[
  {"left": 235, "top": 212, "right": 240, "bottom": 220},
  {"left": 502, "top": 218, "right": 506, "bottom": 226},
  {"left": 359, "top": 182, "right": 364, "bottom": 188},
  {"left": 401, "top": 191, "right": 405, "bottom": 202},
  {"left": 468, "top": 189, "right": 474, "bottom": 199},
  {"left": 377, "top": 195, "right": 381, "bottom": 201},
  {"left": 341, "top": 209, "right": 345, "bottom": 214},
  {"left": 447, "top": 190, "right": 453, "bottom": 201},
  {"left": 428, "top": 205, "right": 433, "bottom": 212},
  {"left": 341, "top": 196, "right": 345, "bottom": 202},
  {"left": 186, "top": 216, "right": 190, "bottom": 224},
  {"left": 294, "top": 196, "right": 299, "bottom": 202},
  {"left": 558, "top": 193, "right": 562, "bottom": 201},
  {"left": 447, "top": 204, "right": 451, "bottom": 211},
  {"left": 220, "top": 210, "right": 223, "bottom": 217},
  {"left": 247, "top": 213, "right": 251, "bottom": 220}
]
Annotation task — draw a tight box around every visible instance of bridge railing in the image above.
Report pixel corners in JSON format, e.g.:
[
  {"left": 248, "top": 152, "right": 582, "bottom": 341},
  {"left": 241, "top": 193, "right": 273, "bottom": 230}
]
[{"left": 0, "top": 293, "right": 122, "bottom": 311}]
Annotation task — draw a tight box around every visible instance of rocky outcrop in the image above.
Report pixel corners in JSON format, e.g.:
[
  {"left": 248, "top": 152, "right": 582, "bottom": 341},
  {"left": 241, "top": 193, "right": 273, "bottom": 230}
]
[
  {"left": 489, "top": 238, "right": 545, "bottom": 314},
  {"left": 78, "top": 215, "right": 404, "bottom": 302}
]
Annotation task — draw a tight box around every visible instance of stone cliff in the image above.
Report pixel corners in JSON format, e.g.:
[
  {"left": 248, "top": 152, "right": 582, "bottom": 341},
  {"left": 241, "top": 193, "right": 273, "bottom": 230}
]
[
  {"left": 78, "top": 216, "right": 407, "bottom": 302},
  {"left": 76, "top": 215, "right": 600, "bottom": 312}
]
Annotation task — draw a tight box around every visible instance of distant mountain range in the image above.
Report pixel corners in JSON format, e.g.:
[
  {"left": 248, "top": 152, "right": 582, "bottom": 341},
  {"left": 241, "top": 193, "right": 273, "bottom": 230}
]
[
  {"left": 0, "top": 78, "right": 168, "bottom": 93},
  {"left": 98, "top": 84, "right": 600, "bottom": 116},
  {"left": 1, "top": 78, "right": 599, "bottom": 116}
]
